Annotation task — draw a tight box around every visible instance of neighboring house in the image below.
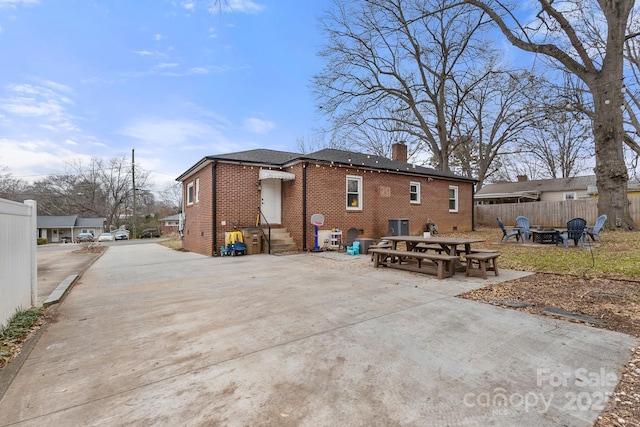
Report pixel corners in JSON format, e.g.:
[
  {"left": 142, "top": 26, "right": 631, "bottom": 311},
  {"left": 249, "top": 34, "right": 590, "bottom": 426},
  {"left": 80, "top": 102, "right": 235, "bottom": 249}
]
[
  {"left": 476, "top": 175, "right": 597, "bottom": 204},
  {"left": 476, "top": 175, "right": 640, "bottom": 205},
  {"left": 159, "top": 214, "right": 181, "bottom": 236},
  {"left": 37, "top": 215, "right": 104, "bottom": 243},
  {"left": 176, "top": 143, "right": 476, "bottom": 256}
]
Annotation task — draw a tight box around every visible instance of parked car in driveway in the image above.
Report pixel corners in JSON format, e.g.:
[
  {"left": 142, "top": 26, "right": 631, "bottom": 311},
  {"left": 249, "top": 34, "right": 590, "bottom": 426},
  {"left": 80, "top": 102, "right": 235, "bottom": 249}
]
[
  {"left": 139, "top": 228, "right": 161, "bottom": 238},
  {"left": 114, "top": 230, "right": 130, "bottom": 240},
  {"left": 75, "top": 232, "right": 95, "bottom": 243},
  {"left": 97, "top": 232, "right": 114, "bottom": 242}
]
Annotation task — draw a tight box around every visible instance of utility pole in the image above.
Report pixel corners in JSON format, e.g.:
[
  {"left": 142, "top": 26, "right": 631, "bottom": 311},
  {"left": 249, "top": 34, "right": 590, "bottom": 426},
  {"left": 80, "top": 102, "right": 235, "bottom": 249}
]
[{"left": 132, "top": 148, "right": 136, "bottom": 239}]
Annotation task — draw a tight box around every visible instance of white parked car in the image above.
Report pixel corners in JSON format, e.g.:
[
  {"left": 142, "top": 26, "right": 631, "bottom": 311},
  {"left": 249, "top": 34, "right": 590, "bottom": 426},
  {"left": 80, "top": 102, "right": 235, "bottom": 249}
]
[{"left": 97, "top": 232, "right": 114, "bottom": 242}]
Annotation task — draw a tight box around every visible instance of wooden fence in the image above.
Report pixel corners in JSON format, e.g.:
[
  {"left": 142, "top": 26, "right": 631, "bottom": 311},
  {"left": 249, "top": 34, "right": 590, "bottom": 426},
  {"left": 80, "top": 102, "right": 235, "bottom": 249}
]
[{"left": 474, "top": 196, "right": 640, "bottom": 228}]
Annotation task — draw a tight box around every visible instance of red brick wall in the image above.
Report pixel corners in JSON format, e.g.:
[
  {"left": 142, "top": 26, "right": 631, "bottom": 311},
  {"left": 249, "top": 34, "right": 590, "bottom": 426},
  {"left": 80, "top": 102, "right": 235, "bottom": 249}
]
[
  {"left": 182, "top": 162, "right": 261, "bottom": 256},
  {"left": 182, "top": 160, "right": 473, "bottom": 256},
  {"left": 289, "top": 163, "right": 473, "bottom": 250}
]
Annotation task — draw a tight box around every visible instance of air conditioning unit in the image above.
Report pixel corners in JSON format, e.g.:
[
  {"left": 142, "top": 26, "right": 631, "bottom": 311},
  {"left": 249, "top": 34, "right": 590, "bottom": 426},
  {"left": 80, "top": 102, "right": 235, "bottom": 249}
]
[{"left": 587, "top": 185, "right": 598, "bottom": 195}]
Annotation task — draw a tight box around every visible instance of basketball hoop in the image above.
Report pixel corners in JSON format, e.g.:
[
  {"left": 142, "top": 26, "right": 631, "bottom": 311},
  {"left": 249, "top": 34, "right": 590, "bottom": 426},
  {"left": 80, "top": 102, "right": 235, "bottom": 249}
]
[
  {"left": 310, "top": 213, "right": 324, "bottom": 226},
  {"left": 310, "top": 214, "right": 325, "bottom": 251}
]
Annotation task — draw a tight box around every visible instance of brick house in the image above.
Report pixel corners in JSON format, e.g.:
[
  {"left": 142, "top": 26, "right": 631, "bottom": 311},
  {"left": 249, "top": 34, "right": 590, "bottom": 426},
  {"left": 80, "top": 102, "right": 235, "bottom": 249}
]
[{"left": 176, "top": 143, "right": 476, "bottom": 256}]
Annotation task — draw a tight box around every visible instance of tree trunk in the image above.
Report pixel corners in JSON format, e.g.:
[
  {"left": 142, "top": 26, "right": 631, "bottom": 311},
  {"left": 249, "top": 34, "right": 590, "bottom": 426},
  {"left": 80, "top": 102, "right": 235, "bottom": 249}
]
[{"left": 590, "top": 76, "right": 637, "bottom": 230}]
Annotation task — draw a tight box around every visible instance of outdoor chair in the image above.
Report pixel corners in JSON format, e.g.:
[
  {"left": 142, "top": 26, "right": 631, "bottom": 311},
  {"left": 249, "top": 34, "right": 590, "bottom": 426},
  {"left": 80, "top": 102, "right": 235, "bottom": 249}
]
[
  {"left": 586, "top": 214, "right": 607, "bottom": 242},
  {"left": 497, "top": 217, "right": 521, "bottom": 243},
  {"left": 559, "top": 218, "right": 587, "bottom": 248},
  {"left": 346, "top": 241, "right": 360, "bottom": 255},
  {"left": 516, "top": 216, "right": 533, "bottom": 240}
]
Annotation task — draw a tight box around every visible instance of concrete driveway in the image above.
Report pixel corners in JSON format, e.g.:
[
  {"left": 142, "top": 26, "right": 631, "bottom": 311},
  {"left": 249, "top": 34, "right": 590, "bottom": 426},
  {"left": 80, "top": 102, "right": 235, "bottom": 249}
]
[{"left": 0, "top": 244, "right": 635, "bottom": 426}]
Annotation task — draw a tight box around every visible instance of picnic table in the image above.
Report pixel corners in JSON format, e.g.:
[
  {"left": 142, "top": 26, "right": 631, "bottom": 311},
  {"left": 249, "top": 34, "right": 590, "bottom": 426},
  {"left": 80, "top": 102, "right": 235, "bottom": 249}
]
[{"left": 369, "top": 235, "right": 487, "bottom": 278}]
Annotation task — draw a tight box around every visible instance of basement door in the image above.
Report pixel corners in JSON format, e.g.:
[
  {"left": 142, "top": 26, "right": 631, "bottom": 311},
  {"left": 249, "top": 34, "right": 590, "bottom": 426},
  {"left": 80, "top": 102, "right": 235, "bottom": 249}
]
[{"left": 260, "top": 178, "right": 281, "bottom": 225}]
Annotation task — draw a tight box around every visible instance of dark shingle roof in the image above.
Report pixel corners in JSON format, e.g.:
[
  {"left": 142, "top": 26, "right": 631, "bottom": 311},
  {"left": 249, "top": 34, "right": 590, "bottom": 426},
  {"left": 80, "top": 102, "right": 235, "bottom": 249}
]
[
  {"left": 76, "top": 217, "right": 104, "bottom": 228},
  {"left": 37, "top": 216, "right": 103, "bottom": 228},
  {"left": 212, "top": 149, "right": 301, "bottom": 165},
  {"left": 477, "top": 175, "right": 596, "bottom": 195},
  {"left": 37, "top": 215, "right": 77, "bottom": 228},
  {"left": 303, "top": 149, "right": 470, "bottom": 181},
  {"left": 177, "top": 148, "right": 474, "bottom": 182}
]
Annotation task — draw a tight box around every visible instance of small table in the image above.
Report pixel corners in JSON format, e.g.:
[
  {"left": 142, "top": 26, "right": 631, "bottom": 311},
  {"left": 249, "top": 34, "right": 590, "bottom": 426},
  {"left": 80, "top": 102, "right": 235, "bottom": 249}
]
[{"left": 531, "top": 229, "right": 560, "bottom": 244}]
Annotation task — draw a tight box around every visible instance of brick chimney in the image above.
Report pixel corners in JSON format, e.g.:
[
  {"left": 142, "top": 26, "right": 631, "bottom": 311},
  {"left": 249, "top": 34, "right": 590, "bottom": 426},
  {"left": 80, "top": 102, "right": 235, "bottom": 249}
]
[
  {"left": 517, "top": 175, "right": 528, "bottom": 182},
  {"left": 391, "top": 142, "right": 407, "bottom": 162}
]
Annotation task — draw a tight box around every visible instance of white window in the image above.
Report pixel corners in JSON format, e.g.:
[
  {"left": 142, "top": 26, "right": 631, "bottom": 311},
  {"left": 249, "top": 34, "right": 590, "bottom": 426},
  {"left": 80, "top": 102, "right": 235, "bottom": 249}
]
[
  {"left": 410, "top": 182, "right": 420, "bottom": 204},
  {"left": 563, "top": 192, "right": 576, "bottom": 201},
  {"left": 346, "top": 175, "right": 363, "bottom": 210},
  {"left": 449, "top": 186, "right": 458, "bottom": 212},
  {"left": 187, "top": 182, "right": 194, "bottom": 205},
  {"left": 195, "top": 178, "right": 200, "bottom": 203}
]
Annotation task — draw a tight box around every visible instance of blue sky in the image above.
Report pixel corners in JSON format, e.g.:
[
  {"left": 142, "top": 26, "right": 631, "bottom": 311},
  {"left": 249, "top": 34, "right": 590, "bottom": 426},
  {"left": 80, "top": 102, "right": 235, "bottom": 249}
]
[{"left": 0, "top": 0, "right": 330, "bottom": 192}]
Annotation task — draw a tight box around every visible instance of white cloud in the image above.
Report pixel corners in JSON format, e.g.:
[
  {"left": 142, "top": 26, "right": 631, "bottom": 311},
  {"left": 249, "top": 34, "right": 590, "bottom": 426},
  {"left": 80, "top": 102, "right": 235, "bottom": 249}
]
[
  {"left": 188, "top": 67, "right": 209, "bottom": 75},
  {"left": 134, "top": 50, "right": 154, "bottom": 56},
  {"left": 0, "top": 0, "right": 39, "bottom": 9},
  {"left": 0, "top": 137, "right": 92, "bottom": 181},
  {"left": 154, "top": 34, "right": 166, "bottom": 41},
  {"left": 0, "top": 82, "right": 75, "bottom": 129},
  {"left": 155, "top": 62, "right": 179, "bottom": 69},
  {"left": 119, "top": 118, "right": 229, "bottom": 149},
  {"left": 243, "top": 117, "right": 275, "bottom": 134},
  {"left": 0, "top": 25, "right": 3, "bottom": 33},
  {"left": 211, "top": 0, "right": 266, "bottom": 14},
  {"left": 182, "top": 1, "right": 195, "bottom": 11}
]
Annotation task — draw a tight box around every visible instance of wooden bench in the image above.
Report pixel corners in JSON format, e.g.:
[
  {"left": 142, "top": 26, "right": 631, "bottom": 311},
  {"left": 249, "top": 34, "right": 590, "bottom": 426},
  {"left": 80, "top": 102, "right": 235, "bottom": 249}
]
[
  {"left": 467, "top": 248, "right": 499, "bottom": 254},
  {"left": 368, "top": 248, "right": 459, "bottom": 279},
  {"left": 414, "top": 243, "right": 444, "bottom": 253},
  {"left": 465, "top": 252, "right": 500, "bottom": 279}
]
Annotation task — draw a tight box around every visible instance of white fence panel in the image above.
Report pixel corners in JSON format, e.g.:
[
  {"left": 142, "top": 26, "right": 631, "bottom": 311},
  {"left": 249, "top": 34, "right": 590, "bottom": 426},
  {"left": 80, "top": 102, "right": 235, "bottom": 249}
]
[{"left": 0, "top": 199, "right": 37, "bottom": 328}]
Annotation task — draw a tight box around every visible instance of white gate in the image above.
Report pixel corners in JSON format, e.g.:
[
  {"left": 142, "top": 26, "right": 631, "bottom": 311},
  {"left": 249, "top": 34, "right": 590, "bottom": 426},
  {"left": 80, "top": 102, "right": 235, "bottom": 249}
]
[{"left": 0, "top": 199, "right": 37, "bottom": 328}]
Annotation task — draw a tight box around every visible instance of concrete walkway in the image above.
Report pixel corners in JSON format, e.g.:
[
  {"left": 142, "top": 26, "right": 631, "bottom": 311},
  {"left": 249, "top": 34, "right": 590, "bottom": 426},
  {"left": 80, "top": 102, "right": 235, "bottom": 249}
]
[{"left": 0, "top": 244, "right": 635, "bottom": 426}]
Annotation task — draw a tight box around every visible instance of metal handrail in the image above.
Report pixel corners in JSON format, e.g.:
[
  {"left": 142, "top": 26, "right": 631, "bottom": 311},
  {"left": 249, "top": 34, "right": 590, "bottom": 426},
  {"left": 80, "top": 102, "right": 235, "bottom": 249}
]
[{"left": 258, "top": 208, "right": 271, "bottom": 254}]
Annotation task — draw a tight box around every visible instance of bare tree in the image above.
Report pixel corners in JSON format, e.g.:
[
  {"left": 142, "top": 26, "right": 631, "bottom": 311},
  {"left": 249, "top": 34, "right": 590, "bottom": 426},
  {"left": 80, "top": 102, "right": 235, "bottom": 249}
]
[
  {"left": 0, "top": 165, "right": 28, "bottom": 201},
  {"left": 463, "top": 0, "right": 638, "bottom": 229},
  {"left": 313, "top": 0, "right": 494, "bottom": 173},
  {"left": 453, "top": 69, "right": 546, "bottom": 189},
  {"left": 159, "top": 182, "right": 183, "bottom": 212},
  {"left": 522, "top": 109, "right": 592, "bottom": 178}
]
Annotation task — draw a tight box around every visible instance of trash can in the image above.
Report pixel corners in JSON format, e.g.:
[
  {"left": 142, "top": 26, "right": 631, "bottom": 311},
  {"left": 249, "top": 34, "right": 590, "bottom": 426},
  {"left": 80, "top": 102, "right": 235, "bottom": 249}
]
[
  {"left": 241, "top": 227, "right": 263, "bottom": 255},
  {"left": 354, "top": 238, "right": 374, "bottom": 255},
  {"left": 388, "top": 219, "right": 409, "bottom": 236}
]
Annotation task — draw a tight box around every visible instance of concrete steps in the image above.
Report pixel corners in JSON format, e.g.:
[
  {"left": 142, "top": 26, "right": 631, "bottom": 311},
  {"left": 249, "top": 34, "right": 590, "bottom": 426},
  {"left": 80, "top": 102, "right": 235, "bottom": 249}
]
[{"left": 262, "top": 228, "right": 298, "bottom": 254}]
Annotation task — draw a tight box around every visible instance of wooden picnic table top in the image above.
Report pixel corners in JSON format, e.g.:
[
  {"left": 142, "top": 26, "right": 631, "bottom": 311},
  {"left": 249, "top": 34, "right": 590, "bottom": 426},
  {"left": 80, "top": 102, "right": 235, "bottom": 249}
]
[{"left": 382, "top": 235, "right": 485, "bottom": 245}]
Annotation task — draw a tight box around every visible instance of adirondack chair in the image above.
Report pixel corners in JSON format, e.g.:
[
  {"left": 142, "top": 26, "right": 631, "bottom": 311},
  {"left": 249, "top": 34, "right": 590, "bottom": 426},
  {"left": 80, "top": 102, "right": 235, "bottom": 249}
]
[
  {"left": 515, "top": 216, "right": 533, "bottom": 240},
  {"left": 497, "top": 217, "right": 521, "bottom": 243},
  {"left": 586, "top": 214, "right": 607, "bottom": 242},
  {"left": 559, "top": 218, "right": 587, "bottom": 248}
]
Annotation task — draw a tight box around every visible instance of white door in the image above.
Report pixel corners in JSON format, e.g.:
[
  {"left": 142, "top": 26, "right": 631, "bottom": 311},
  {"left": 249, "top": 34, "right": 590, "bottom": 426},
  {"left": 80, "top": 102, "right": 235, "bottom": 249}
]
[
  {"left": 260, "top": 179, "right": 281, "bottom": 225},
  {"left": 52, "top": 229, "right": 59, "bottom": 243}
]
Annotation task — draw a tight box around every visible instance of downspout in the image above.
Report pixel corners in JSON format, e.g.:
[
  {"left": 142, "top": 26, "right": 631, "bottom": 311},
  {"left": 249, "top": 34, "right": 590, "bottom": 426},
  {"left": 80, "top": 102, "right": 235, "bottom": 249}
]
[
  {"left": 472, "top": 181, "right": 476, "bottom": 231},
  {"left": 302, "top": 161, "right": 308, "bottom": 251},
  {"left": 212, "top": 160, "right": 218, "bottom": 256}
]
